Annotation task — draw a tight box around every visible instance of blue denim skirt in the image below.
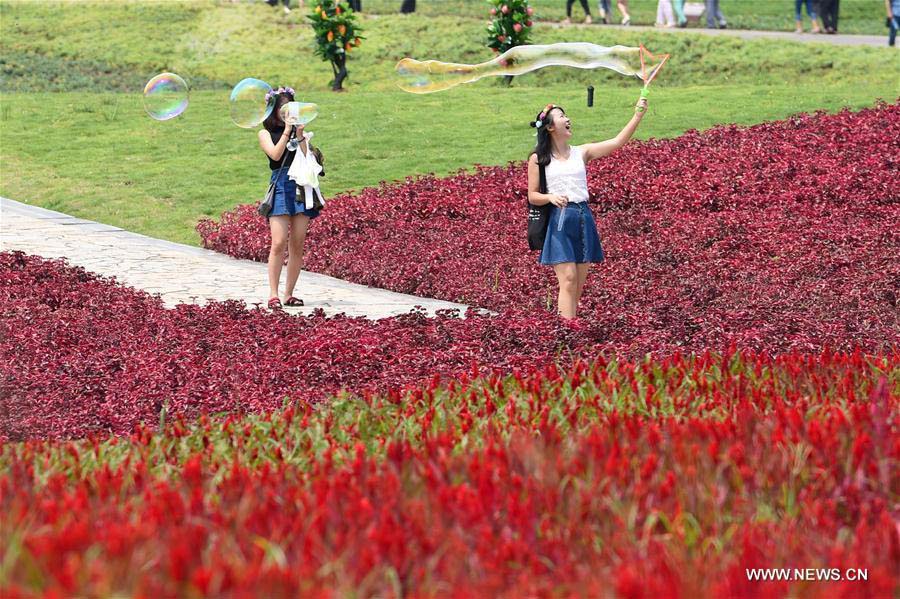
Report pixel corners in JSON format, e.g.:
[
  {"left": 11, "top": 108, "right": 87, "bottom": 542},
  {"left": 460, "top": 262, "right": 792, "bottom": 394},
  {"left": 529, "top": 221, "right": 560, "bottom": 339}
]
[
  {"left": 539, "top": 202, "right": 605, "bottom": 265},
  {"left": 269, "top": 168, "right": 321, "bottom": 219}
]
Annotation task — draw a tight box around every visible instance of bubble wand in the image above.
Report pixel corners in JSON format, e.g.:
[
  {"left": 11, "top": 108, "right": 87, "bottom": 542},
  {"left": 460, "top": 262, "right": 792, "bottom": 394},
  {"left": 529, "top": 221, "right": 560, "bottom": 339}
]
[{"left": 636, "top": 85, "right": 649, "bottom": 113}]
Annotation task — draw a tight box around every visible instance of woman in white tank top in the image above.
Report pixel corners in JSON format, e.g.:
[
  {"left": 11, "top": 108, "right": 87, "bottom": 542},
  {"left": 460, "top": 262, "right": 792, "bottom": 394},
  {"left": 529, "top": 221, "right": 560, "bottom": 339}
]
[{"left": 527, "top": 98, "right": 648, "bottom": 319}]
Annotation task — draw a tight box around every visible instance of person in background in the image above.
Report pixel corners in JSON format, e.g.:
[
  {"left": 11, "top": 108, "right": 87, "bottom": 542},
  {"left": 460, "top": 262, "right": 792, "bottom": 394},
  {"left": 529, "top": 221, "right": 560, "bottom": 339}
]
[
  {"left": 656, "top": 0, "right": 676, "bottom": 27},
  {"left": 400, "top": 0, "right": 415, "bottom": 13},
  {"left": 705, "top": 0, "right": 726, "bottom": 28},
  {"left": 349, "top": 0, "right": 361, "bottom": 10},
  {"left": 886, "top": 0, "right": 900, "bottom": 46},
  {"left": 795, "top": 0, "right": 821, "bottom": 33},
  {"left": 595, "top": 0, "right": 630, "bottom": 25},
  {"left": 673, "top": 0, "right": 688, "bottom": 27},
  {"left": 616, "top": 0, "right": 632, "bottom": 25},
  {"left": 597, "top": 0, "right": 611, "bottom": 23},
  {"left": 266, "top": 0, "right": 297, "bottom": 14},
  {"left": 563, "top": 0, "right": 593, "bottom": 25},
  {"left": 818, "top": 0, "right": 839, "bottom": 33}
]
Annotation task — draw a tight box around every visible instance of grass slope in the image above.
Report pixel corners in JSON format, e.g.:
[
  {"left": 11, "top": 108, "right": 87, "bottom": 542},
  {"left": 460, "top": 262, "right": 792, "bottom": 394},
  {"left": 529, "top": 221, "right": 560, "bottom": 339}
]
[{"left": 0, "top": 1, "right": 896, "bottom": 244}]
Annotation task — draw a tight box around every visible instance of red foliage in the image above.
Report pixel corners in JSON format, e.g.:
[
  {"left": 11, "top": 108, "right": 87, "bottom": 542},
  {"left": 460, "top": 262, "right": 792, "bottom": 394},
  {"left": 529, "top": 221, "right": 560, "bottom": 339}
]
[
  {"left": 0, "top": 251, "right": 591, "bottom": 440},
  {"left": 199, "top": 104, "right": 900, "bottom": 352}
]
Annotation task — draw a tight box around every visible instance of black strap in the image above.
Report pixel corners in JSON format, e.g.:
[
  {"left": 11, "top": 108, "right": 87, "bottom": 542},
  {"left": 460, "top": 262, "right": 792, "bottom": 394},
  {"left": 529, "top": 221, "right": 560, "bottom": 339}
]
[
  {"left": 272, "top": 133, "right": 293, "bottom": 179},
  {"left": 538, "top": 162, "right": 547, "bottom": 194}
]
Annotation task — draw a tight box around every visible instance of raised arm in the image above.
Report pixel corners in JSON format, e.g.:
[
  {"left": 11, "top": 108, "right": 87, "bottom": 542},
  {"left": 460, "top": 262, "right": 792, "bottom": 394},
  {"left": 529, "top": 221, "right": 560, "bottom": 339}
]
[
  {"left": 258, "top": 124, "right": 309, "bottom": 161},
  {"left": 258, "top": 127, "right": 292, "bottom": 161},
  {"left": 581, "top": 95, "right": 648, "bottom": 163}
]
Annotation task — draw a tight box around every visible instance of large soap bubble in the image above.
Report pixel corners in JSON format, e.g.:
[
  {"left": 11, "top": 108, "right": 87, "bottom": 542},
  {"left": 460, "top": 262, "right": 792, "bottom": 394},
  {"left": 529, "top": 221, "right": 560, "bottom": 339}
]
[
  {"left": 143, "top": 73, "right": 189, "bottom": 121},
  {"left": 396, "top": 43, "right": 670, "bottom": 94},
  {"left": 230, "top": 78, "right": 274, "bottom": 129}
]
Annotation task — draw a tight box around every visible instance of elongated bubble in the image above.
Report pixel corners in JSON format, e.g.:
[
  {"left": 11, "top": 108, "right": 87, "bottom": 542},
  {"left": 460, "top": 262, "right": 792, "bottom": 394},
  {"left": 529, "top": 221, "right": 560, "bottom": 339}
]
[
  {"left": 396, "top": 43, "right": 669, "bottom": 94},
  {"left": 279, "top": 102, "right": 319, "bottom": 126}
]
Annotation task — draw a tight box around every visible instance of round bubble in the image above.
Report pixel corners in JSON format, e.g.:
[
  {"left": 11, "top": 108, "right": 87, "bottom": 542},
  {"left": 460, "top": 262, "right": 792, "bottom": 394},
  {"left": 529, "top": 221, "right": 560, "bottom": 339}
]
[
  {"left": 230, "top": 78, "right": 274, "bottom": 129},
  {"left": 143, "top": 73, "right": 189, "bottom": 121},
  {"left": 279, "top": 102, "right": 319, "bottom": 126}
]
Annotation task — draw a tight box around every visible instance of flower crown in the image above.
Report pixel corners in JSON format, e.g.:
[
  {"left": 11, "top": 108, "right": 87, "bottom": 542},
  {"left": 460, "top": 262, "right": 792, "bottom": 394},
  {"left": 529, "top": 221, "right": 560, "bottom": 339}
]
[
  {"left": 264, "top": 86, "right": 295, "bottom": 104},
  {"left": 530, "top": 103, "right": 557, "bottom": 130}
]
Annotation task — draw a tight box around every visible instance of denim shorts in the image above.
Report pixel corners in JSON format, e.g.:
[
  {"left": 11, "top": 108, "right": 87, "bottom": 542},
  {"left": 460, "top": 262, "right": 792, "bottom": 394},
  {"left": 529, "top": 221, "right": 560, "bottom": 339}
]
[
  {"left": 269, "top": 168, "right": 321, "bottom": 219},
  {"left": 539, "top": 202, "right": 605, "bottom": 265}
]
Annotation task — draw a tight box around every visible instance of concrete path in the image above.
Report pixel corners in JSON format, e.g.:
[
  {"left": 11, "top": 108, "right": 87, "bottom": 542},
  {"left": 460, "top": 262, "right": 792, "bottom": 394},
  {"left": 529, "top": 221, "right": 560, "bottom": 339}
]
[
  {"left": 0, "top": 197, "right": 472, "bottom": 319},
  {"left": 543, "top": 22, "right": 893, "bottom": 48}
]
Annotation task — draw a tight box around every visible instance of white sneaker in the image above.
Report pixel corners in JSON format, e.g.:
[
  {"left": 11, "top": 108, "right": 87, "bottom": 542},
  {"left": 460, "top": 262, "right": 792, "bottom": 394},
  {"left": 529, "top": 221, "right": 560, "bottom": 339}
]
[
  {"left": 622, "top": 16, "right": 631, "bottom": 26},
  {"left": 283, "top": 5, "right": 291, "bottom": 14}
]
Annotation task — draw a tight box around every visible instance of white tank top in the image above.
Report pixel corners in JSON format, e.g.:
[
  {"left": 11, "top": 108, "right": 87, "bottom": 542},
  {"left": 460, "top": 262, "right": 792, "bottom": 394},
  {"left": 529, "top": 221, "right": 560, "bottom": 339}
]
[{"left": 545, "top": 145, "right": 589, "bottom": 204}]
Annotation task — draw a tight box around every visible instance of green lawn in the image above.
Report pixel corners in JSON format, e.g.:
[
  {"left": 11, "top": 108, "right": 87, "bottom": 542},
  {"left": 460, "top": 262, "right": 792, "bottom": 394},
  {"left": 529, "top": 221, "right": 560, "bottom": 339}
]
[
  {"left": 359, "top": 0, "right": 889, "bottom": 34},
  {"left": 1, "top": 1, "right": 897, "bottom": 245},
  {"left": 2, "top": 83, "right": 893, "bottom": 245},
  {"left": 1, "top": 2, "right": 894, "bottom": 93}
]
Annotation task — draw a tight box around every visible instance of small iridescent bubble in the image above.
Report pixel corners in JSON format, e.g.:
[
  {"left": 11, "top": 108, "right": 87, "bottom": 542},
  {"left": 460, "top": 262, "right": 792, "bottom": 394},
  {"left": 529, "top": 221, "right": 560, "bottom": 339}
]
[{"left": 143, "top": 73, "right": 189, "bottom": 121}]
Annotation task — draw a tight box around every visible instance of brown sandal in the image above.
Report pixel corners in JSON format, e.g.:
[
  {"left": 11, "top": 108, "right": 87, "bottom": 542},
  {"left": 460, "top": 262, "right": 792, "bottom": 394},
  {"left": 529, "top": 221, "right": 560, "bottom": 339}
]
[
  {"left": 284, "top": 296, "right": 304, "bottom": 307},
  {"left": 268, "top": 298, "right": 283, "bottom": 311}
]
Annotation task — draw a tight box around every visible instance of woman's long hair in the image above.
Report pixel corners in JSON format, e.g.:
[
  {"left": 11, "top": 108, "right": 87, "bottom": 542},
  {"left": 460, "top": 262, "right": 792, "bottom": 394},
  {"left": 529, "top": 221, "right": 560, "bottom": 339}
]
[
  {"left": 530, "top": 105, "right": 565, "bottom": 167},
  {"left": 262, "top": 89, "right": 295, "bottom": 134}
]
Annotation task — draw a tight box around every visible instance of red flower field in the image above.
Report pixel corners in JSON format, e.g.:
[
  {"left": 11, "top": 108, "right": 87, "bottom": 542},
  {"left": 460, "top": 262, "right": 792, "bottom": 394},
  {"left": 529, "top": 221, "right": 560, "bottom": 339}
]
[{"left": 3, "top": 351, "right": 897, "bottom": 597}]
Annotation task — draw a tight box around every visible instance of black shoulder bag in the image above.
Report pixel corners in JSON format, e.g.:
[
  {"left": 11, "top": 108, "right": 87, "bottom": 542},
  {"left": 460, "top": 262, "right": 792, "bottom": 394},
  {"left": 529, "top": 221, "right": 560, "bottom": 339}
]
[
  {"left": 527, "top": 163, "right": 550, "bottom": 251},
  {"left": 258, "top": 148, "right": 291, "bottom": 218}
]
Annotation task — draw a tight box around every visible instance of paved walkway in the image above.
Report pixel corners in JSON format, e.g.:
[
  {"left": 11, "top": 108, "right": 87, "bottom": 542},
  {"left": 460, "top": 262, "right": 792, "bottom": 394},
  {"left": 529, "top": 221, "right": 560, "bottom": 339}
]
[
  {"left": 543, "top": 22, "right": 892, "bottom": 48},
  {"left": 0, "top": 198, "right": 473, "bottom": 319}
]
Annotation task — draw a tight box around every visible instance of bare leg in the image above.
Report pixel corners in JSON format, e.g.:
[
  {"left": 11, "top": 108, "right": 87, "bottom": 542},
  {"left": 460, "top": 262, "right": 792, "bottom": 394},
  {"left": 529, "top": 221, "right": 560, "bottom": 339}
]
[
  {"left": 575, "top": 263, "right": 591, "bottom": 307},
  {"left": 268, "top": 216, "right": 290, "bottom": 300},
  {"left": 553, "top": 262, "right": 579, "bottom": 319},
  {"left": 284, "top": 214, "right": 311, "bottom": 299},
  {"left": 618, "top": 0, "right": 631, "bottom": 23}
]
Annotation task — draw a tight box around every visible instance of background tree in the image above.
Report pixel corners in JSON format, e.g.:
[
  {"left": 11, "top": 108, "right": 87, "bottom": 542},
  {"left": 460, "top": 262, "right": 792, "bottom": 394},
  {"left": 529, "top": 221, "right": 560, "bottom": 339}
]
[
  {"left": 485, "top": 0, "right": 534, "bottom": 86},
  {"left": 309, "top": 0, "right": 363, "bottom": 91}
]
